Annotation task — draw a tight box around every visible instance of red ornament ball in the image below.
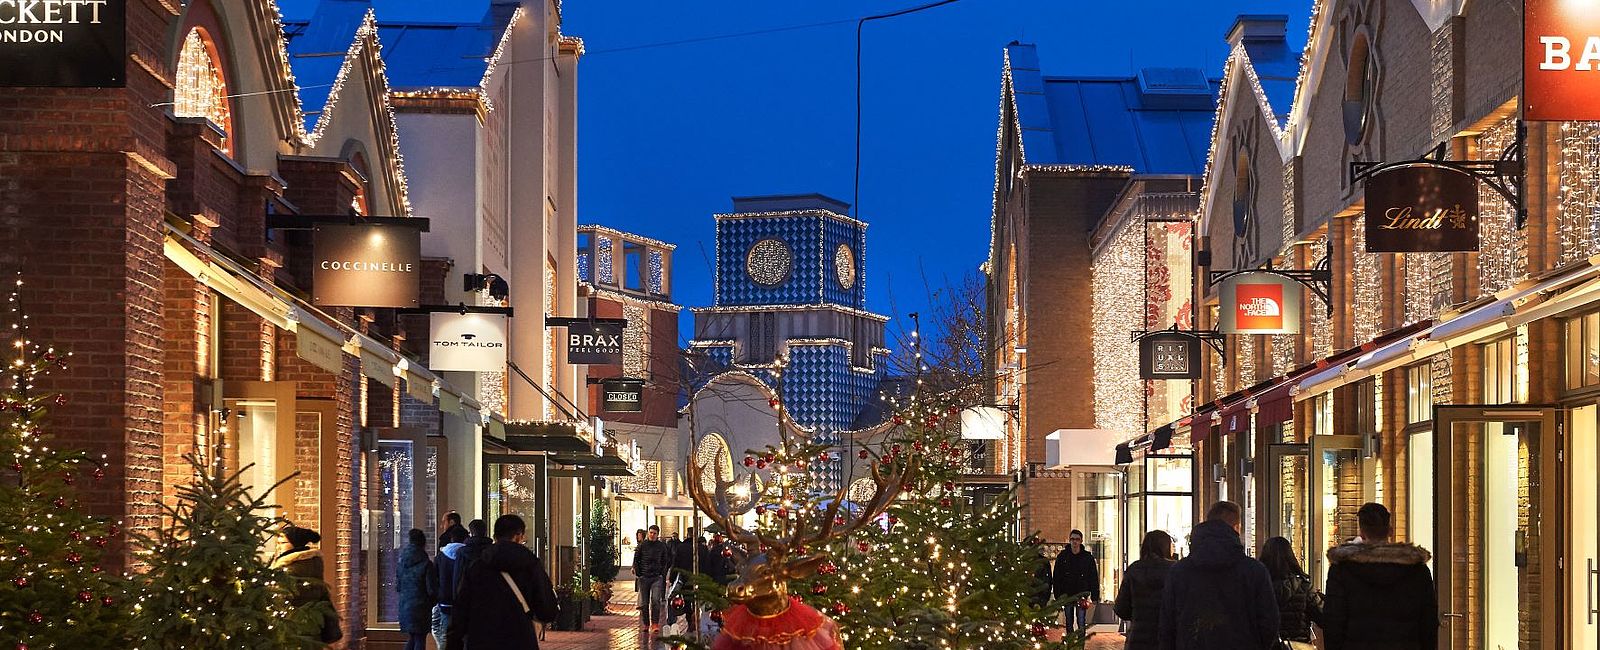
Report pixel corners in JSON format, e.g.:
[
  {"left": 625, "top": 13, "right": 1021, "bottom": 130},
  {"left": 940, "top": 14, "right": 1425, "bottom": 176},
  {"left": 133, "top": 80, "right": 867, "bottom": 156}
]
[
  {"left": 819, "top": 562, "right": 838, "bottom": 575},
  {"left": 672, "top": 596, "right": 685, "bottom": 608},
  {"left": 26, "top": 611, "right": 42, "bottom": 625},
  {"left": 92, "top": 537, "right": 107, "bottom": 548},
  {"left": 89, "top": 565, "right": 102, "bottom": 574},
  {"left": 938, "top": 441, "right": 951, "bottom": 451},
  {"left": 77, "top": 590, "right": 93, "bottom": 603},
  {"left": 53, "top": 395, "right": 67, "bottom": 406},
  {"left": 99, "top": 595, "right": 114, "bottom": 607},
  {"left": 91, "top": 468, "right": 104, "bottom": 482},
  {"left": 69, "top": 530, "right": 82, "bottom": 541},
  {"left": 768, "top": 398, "right": 780, "bottom": 408},
  {"left": 832, "top": 603, "right": 849, "bottom": 616},
  {"left": 890, "top": 444, "right": 901, "bottom": 454},
  {"left": 51, "top": 497, "right": 65, "bottom": 509},
  {"left": 811, "top": 582, "right": 827, "bottom": 595},
  {"left": 818, "top": 452, "right": 830, "bottom": 463},
  {"left": 892, "top": 416, "right": 904, "bottom": 425},
  {"left": 912, "top": 441, "right": 923, "bottom": 452},
  {"left": 1031, "top": 623, "right": 1047, "bottom": 638},
  {"left": 943, "top": 481, "right": 955, "bottom": 491},
  {"left": 858, "top": 450, "right": 869, "bottom": 460},
  {"left": 710, "top": 610, "right": 724, "bottom": 623},
  {"left": 743, "top": 456, "right": 755, "bottom": 467},
  {"left": 64, "top": 552, "right": 82, "bottom": 564},
  {"left": 755, "top": 460, "right": 767, "bottom": 469},
  {"left": 887, "top": 514, "right": 899, "bottom": 525},
  {"left": 855, "top": 541, "right": 870, "bottom": 553},
  {"left": 16, "top": 545, "right": 28, "bottom": 557},
  {"left": 19, "top": 642, "right": 29, "bottom": 650},
  {"left": 12, "top": 577, "right": 28, "bottom": 588},
  {"left": 775, "top": 507, "right": 789, "bottom": 519},
  {"left": 755, "top": 505, "right": 767, "bottom": 515},
  {"left": 721, "top": 548, "right": 733, "bottom": 558},
  {"left": 939, "top": 497, "right": 953, "bottom": 508}
]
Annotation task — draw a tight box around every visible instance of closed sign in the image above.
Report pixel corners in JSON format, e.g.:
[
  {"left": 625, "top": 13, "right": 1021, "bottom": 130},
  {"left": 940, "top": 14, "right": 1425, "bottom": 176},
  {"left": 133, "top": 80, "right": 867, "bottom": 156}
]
[
  {"left": 602, "top": 378, "right": 644, "bottom": 412},
  {"left": 429, "top": 313, "right": 507, "bottom": 372}
]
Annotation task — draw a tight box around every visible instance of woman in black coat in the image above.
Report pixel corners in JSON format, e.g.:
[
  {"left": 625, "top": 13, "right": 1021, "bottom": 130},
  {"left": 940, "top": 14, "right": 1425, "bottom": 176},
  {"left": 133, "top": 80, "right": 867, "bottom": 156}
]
[
  {"left": 1260, "top": 536, "right": 1321, "bottom": 644},
  {"left": 273, "top": 525, "right": 342, "bottom": 645},
  {"left": 1113, "top": 530, "right": 1175, "bottom": 650},
  {"left": 397, "top": 528, "right": 438, "bottom": 650}
]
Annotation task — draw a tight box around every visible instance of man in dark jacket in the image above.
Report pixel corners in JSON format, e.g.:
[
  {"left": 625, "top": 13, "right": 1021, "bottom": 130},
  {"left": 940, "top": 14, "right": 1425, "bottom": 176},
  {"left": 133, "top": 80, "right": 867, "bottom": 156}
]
[
  {"left": 1053, "top": 529, "right": 1100, "bottom": 633},
  {"left": 1115, "top": 529, "right": 1175, "bottom": 650},
  {"left": 1158, "top": 501, "right": 1278, "bottom": 650},
  {"left": 439, "top": 511, "right": 469, "bottom": 548},
  {"left": 432, "top": 520, "right": 487, "bottom": 648},
  {"left": 634, "top": 524, "right": 672, "bottom": 632},
  {"left": 1322, "top": 503, "right": 1437, "bottom": 650},
  {"left": 445, "top": 515, "right": 558, "bottom": 650}
]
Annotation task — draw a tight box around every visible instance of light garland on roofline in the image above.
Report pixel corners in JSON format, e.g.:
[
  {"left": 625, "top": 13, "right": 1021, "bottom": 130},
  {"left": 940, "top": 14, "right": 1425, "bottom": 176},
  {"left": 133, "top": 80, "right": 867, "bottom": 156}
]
[
  {"left": 1200, "top": 43, "right": 1289, "bottom": 229},
  {"left": 578, "top": 224, "right": 679, "bottom": 250},
  {"left": 1285, "top": 0, "right": 1327, "bottom": 136},
  {"left": 267, "top": 0, "right": 311, "bottom": 144},
  {"left": 1021, "top": 163, "right": 1133, "bottom": 174},
  {"left": 714, "top": 209, "right": 868, "bottom": 230},
  {"left": 691, "top": 303, "right": 890, "bottom": 322},
  {"left": 476, "top": 6, "right": 524, "bottom": 113}
]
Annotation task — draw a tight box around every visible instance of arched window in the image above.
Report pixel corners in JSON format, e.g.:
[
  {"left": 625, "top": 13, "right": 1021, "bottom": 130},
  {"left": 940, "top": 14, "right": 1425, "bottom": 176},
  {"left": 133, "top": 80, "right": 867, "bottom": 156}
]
[
  {"left": 848, "top": 478, "right": 878, "bottom": 505},
  {"left": 1343, "top": 31, "right": 1375, "bottom": 146},
  {"left": 175, "top": 28, "right": 233, "bottom": 155},
  {"left": 695, "top": 434, "right": 735, "bottom": 495}
]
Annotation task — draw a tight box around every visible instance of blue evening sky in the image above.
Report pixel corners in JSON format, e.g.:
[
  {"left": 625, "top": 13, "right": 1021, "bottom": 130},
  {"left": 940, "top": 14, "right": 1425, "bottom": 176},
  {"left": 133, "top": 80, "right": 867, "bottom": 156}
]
[{"left": 281, "top": 0, "right": 1309, "bottom": 341}]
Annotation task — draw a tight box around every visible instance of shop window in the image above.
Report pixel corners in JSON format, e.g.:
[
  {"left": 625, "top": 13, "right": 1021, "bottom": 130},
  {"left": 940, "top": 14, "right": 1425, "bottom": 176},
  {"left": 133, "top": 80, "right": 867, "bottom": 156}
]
[
  {"left": 1482, "top": 337, "right": 1521, "bottom": 404},
  {"left": 1311, "top": 393, "right": 1333, "bottom": 437},
  {"left": 175, "top": 28, "right": 233, "bottom": 155},
  {"left": 1564, "top": 311, "right": 1600, "bottom": 391},
  {"left": 1407, "top": 364, "right": 1432, "bottom": 424}
]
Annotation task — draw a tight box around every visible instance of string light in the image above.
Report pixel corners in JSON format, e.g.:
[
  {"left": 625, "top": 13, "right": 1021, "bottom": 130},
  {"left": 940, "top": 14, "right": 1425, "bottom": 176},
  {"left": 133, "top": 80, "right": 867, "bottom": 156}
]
[
  {"left": 1478, "top": 116, "right": 1526, "bottom": 294},
  {"left": 745, "top": 238, "right": 794, "bottom": 286},
  {"left": 1091, "top": 212, "right": 1144, "bottom": 434},
  {"left": 1306, "top": 236, "right": 1333, "bottom": 358},
  {"left": 1352, "top": 222, "right": 1382, "bottom": 345},
  {"left": 1558, "top": 121, "right": 1600, "bottom": 264}
]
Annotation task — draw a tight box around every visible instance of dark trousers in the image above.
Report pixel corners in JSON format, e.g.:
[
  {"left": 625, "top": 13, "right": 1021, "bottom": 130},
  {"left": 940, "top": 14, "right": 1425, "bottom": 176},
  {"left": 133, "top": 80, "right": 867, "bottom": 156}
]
[
  {"left": 640, "top": 578, "right": 665, "bottom": 626},
  {"left": 404, "top": 632, "right": 427, "bottom": 650}
]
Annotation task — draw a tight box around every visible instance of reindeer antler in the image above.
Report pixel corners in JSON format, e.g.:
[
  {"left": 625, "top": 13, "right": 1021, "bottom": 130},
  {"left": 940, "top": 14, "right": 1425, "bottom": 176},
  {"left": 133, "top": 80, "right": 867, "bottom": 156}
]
[
  {"left": 686, "top": 449, "right": 763, "bottom": 547},
  {"left": 784, "top": 453, "right": 921, "bottom": 578}
]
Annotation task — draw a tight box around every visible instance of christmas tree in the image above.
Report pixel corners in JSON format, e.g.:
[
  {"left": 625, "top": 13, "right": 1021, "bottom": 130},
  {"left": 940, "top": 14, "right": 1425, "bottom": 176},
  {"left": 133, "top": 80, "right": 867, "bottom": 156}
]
[
  {"left": 129, "top": 453, "right": 327, "bottom": 649},
  {"left": 0, "top": 276, "right": 132, "bottom": 649},
  {"left": 586, "top": 498, "right": 619, "bottom": 601}
]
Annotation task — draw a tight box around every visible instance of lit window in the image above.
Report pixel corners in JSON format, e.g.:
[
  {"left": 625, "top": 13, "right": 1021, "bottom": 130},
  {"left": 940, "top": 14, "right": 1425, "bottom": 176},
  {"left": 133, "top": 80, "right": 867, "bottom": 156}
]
[
  {"left": 175, "top": 29, "right": 233, "bottom": 155},
  {"left": 1406, "top": 364, "right": 1432, "bottom": 424}
]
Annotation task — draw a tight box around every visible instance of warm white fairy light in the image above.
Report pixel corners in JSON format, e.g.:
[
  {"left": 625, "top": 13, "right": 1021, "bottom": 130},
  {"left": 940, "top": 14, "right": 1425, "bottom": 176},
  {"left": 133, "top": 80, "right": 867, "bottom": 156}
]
[
  {"left": 1307, "top": 236, "right": 1333, "bottom": 358},
  {"left": 1429, "top": 352, "right": 1453, "bottom": 406},
  {"left": 1403, "top": 252, "right": 1433, "bottom": 325},
  {"left": 1271, "top": 333, "right": 1296, "bottom": 376},
  {"left": 1558, "top": 121, "right": 1600, "bottom": 264},
  {"left": 622, "top": 303, "right": 649, "bottom": 379},
  {"left": 745, "top": 238, "right": 794, "bottom": 286},
  {"left": 1237, "top": 331, "right": 1257, "bottom": 387},
  {"left": 1092, "top": 213, "right": 1145, "bottom": 435},
  {"left": 1281, "top": 164, "right": 1296, "bottom": 254},
  {"left": 1352, "top": 221, "right": 1382, "bottom": 345},
  {"left": 1478, "top": 116, "right": 1526, "bottom": 295}
]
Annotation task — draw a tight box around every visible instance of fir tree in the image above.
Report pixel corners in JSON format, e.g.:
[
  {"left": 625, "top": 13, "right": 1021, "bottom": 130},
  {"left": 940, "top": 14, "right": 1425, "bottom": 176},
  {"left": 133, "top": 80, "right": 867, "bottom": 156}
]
[
  {"left": 129, "top": 453, "right": 326, "bottom": 650},
  {"left": 0, "top": 277, "right": 131, "bottom": 650},
  {"left": 586, "top": 498, "right": 619, "bottom": 585}
]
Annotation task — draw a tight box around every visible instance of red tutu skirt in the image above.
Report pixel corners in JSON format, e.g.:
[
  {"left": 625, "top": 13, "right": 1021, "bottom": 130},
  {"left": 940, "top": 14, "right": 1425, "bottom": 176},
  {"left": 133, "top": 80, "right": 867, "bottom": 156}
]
[{"left": 711, "top": 598, "right": 842, "bottom": 650}]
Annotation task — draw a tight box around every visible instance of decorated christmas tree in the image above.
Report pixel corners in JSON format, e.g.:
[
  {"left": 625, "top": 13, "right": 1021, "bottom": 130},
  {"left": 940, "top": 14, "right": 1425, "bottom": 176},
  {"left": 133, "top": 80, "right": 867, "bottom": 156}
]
[
  {"left": 0, "top": 277, "right": 131, "bottom": 649},
  {"left": 129, "top": 453, "right": 327, "bottom": 649}
]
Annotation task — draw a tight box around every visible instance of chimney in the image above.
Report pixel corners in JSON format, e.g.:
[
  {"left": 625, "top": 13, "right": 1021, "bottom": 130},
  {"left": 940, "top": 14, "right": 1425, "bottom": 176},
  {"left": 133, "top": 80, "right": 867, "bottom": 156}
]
[{"left": 1225, "top": 14, "right": 1288, "bottom": 48}]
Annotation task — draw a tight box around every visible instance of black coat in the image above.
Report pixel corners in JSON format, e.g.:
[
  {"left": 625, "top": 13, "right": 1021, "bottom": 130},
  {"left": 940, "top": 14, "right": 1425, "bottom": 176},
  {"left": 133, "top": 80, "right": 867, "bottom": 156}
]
[
  {"left": 1114, "top": 557, "right": 1173, "bottom": 650},
  {"left": 396, "top": 543, "right": 437, "bottom": 634},
  {"left": 273, "top": 548, "right": 340, "bottom": 644},
  {"left": 1321, "top": 542, "right": 1436, "bottom": 650},
  {"left": 1272, "top": 572, "right": 1321, "bottom": 642},
  {"left": 1157, "top": 521, "right": 1279, "bottom": 650},
  {"left": 1053, "top": 546, "right": 1100, "bottom": 601},
  {"left": 445, "top": 541, "right": 559, "bottom": 650},
  {"left": 437, "top": 541, "right": 467, "bottom": 608},
  {"left": 456, "top": 535, "right": 493, "bottom": 577},
  {"left": 635, "top": 539, "right": 672, "bottom": 580}
]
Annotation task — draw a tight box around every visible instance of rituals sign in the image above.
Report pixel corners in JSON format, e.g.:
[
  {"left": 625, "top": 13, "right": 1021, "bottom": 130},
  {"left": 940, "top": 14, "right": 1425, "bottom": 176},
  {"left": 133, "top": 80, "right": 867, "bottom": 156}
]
[
  {"left": 1139, "top": 332, "right": 1201, "bottom": 380},
  {"left": 1364, "top": 165, "right": 1479, "bottom": 253}
]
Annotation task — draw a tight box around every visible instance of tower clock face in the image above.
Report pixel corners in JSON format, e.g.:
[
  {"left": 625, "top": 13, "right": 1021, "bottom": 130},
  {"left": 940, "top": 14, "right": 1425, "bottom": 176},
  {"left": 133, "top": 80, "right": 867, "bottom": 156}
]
[
  {"left": 746, "top": 238, "right": 793, "bottom": 286},
  {"left": 835, "top": 244, "right": 856, "bottom": 289}
]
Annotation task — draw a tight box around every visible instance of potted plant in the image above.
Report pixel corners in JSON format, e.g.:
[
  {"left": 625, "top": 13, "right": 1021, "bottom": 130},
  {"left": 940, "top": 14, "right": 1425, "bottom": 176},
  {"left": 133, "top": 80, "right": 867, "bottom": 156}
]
[
  {"left": 553, "top": 578, "right": 583, "bottom": 631},
  {"left": 585, "top": 499, "right": 620, "bottom": 612}
]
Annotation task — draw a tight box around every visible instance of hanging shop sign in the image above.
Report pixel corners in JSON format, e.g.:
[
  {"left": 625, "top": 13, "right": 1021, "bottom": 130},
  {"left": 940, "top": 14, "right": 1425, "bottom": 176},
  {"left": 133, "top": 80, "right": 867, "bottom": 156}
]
[
  {"left": 0, "top": 0, "right": 125, "bottom": 87},
  {"left": 567, "top": 321, "right": 623, "bottom": 365},
  {"left": 1526, "top": 0, "right": 1600, "bottom": 121},
  {"left": 1364, "top": 165, "right": 1479, "bottom": 253},
  {"left": 1219, "top": 273, "right": 1302, "bottom": 335},
  {"left": 311, "top": 223, "right": 420, "bottom": 308},
  {"left": 429, "top": 312, "right": 508, "bottom": 372},
  {"left": 601, "top": 378, "right": 644, "bottom": 413},
  {"left": 1139, "top": 331, "right": 1202, "bottom": 380}
]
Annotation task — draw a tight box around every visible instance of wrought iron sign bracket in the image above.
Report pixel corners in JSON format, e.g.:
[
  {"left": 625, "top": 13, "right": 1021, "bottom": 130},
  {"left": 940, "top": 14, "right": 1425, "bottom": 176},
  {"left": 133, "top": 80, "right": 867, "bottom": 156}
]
[
  {"left": 1348, "top": 123, "right": 1526, "bottom": 229},
  {"left": 544, "top": 316, "right": 629, "bottom": 328},
  {"left": 395, "top": 303, "right": 513, "bottom": 317},
  {"left": 1208, "top": 257, "right": 1334, "bottom": 317},
  {"left": 265, "top": 214, "right": 432, "bottom": 232},
  {"left": 1130, "top": 325, "right": 1228, "bottom": 365}
]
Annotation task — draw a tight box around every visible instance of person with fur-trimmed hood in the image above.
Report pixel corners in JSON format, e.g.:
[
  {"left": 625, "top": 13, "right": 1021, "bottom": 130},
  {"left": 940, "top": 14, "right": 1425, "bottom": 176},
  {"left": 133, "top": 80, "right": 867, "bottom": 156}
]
[
  {"left": 1322, "top": 502, "right": 1437, "bottom": 650},
  {"left": 273, "top": 525, "right": 342, "bottom": 644}
]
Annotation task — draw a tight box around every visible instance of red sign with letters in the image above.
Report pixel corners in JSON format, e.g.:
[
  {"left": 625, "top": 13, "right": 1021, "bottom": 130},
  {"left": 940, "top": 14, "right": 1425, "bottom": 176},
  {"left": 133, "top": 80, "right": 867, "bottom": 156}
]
[
  {"left": 1527, "top": 0, "right": 1600, "bottom": 120},
  {"left": 1234, "top": 283, "right": 1285, "bottom": 331}
]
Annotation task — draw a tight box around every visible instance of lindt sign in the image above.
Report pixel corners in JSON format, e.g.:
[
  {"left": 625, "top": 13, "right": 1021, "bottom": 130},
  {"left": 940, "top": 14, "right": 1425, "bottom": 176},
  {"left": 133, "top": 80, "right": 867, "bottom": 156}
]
[
  {"left": 1527, "top": 0, "right": 1600, "bottom": 120},
  {"left": 0, "top": 0, "right": 124, "bottom": 87},
  {"left": 1363, "top": 165, "right": 1480, "bottom": 253}
]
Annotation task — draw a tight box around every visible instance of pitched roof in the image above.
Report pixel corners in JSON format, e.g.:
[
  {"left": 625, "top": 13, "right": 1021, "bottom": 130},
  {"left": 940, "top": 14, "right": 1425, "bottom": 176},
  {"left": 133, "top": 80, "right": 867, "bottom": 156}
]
[
  {"left": 283, "top": 0, "right": 373, "bottom": 134},
  {"left": 1006, "top": 43, "right": 1219, "bottom": 175},
  {"left": 285, "top": 0, "right": 516, "bottom": 101}
]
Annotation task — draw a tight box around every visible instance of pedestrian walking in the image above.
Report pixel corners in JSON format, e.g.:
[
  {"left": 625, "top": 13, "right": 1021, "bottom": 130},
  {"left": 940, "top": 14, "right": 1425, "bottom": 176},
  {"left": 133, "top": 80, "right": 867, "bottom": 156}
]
[
  {"left": 634, "top": 524, "right": 672, "bottom": 633},
  {"left": 272, "top": 525, "right": 342, "bottom": 645},
  {"left": 397, "top": 528, "right": 437, "bottom": 650},
  {"left": 439, "top": 511, "right": 469, "bottom": 547},
  {"left": 1031, "top": 544, "right": 1053, "bottom": 609},
  {"left": 1053, "top": 529, "right": 1100, "bottom": 634},
  {"left": 1259, "top": 536, "right": 1321, "bottom": 647},
  {"left": 445, "top": 514, "right": 559, "bottom": 650},
  {"left": 1157, "top": 501, "right": 1279, "bottom": 650},
  {"left": 1114, "top": 530, "right": 1175, "bottom": 650},
  {"left": 1321, "top": 503, "right": 1437, "bottom": 650},
  {"left": 630, "top": 529, "right": 646, "bottom": 611},
  {"left": 433, "top": 521, "right": 475, "bottom": 648}
]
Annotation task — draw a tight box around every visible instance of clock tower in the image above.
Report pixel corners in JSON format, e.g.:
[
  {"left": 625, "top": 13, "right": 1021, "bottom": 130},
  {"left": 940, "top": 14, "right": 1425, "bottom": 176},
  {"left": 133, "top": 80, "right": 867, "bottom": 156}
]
[{"left": 690, "top": 194, "right": 889, "bottom": 491}]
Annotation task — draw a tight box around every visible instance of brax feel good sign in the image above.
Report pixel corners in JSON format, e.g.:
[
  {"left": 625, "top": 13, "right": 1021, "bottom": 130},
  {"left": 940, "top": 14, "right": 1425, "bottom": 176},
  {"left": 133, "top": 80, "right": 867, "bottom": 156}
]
[{"left": 0, "top": 1, "right": 124, "bottom": 87}]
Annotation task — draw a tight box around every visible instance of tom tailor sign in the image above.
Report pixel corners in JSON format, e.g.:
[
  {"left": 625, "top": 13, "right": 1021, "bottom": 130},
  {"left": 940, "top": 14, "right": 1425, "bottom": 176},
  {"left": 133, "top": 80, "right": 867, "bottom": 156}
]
[
  {"left": 1527, "top": 0, "right": 1600, "bottom": 121},
  {"left": 429, "top": 313, "right": 507, "bottom": 372},
  {"left": 311, "top": 223, "right": 420, "bottom": 308},
  {"left": 567, "top": 321, "right": 623, "bottom": 365},
  {"left": 0, "top": 0, "right": 124, "bottom": 87},
  {"left": 602, "top": 379, "right": 644, "bottom": 412},
  {"left": 1363, "top": 165, "right": 1479, "bottom": 253},
  {"left": 1139, "top": 333, "right": 1201, "bottom": 380},
  {"left": 1219, "top": 274, "right": 1302, "bottom": 335}
]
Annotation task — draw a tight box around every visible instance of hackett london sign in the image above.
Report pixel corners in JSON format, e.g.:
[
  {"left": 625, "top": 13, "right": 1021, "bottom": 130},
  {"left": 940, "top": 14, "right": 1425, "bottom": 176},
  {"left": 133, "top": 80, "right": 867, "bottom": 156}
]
[
  {"left": 0, "top": 0, "right": 125, "bottom": 87},
  {"left": 311, "top": 224, "right": 420, "bottom": 308},
  {"left": 429, "top": 313, "right": 508, "bottom": 372},
  {"left": 1363, "top": 165, "right": 1479, "bottom": 253},
  {"left": 1527, "top": 0, "right": 1600, "bottom": 120},
  {"left": 1219, "top": 274, "right": 1302, "bottom": 335},
  {"left": 1139, "top": 332, "right": 1201, "bottom": 380},
  {"left": 567, "top": 321, "right": 623, "bottom": 365},
  {"left": 602, "top": 378, "right": 644, "bottom": 413}
]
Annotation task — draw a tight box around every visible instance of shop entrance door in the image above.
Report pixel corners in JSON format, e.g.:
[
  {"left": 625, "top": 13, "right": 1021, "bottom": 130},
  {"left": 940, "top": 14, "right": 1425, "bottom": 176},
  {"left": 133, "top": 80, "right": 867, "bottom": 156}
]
[
  {"left": 1433, "top": 406, "right": 1558, "bottom": 650},
  {"left": 1265, "top": 443, "right": 1310, "bottom": 565},
  {"left": 1571, "top": 404, "right": 1600, "bottom": 649},
  {"left": 1307, "top": 434, "right": 1364, "bottom": 589}
]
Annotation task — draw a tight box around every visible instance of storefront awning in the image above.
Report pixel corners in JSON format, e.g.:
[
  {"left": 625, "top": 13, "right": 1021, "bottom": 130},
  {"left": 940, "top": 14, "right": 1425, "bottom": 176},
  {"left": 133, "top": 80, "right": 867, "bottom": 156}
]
[
  {"left": 621, "top": 492, "right": 695, "bottom": 511},
  {"left": 503, "top": 420, "right": 591, "bottom": 453}
]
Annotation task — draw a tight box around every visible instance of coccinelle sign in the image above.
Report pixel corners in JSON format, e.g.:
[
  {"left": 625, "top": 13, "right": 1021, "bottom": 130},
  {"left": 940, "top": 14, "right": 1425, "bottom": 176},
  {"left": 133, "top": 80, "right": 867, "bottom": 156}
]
[
  {"left": 0, "top": 0, "right": 124, "bottom": 87},
  {"left": 1219, "top": 273, "right": 1302, "bottom": 335},
  {"left": 1527, "top": 0, "right": 1600, "bottom": 120}
]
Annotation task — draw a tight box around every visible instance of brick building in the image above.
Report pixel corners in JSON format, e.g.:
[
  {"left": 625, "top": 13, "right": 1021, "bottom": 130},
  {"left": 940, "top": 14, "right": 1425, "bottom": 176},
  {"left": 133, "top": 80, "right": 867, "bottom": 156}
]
[
  {"left": 0, "top": 0, "right": 593, "bottom": 647},
  {"left": 1172, "top": 3, "right": 1597, "bottom": 648},
  {"left": 985, "top": 43, "right": 1216, "bottom": 593}
]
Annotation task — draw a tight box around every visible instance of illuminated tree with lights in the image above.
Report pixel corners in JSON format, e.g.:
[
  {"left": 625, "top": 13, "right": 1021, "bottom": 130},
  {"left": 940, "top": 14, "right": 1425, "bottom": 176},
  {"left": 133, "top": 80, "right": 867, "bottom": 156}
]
[
  {"left": 129, "top": 454, "right": 327, "bottom": 649},
  {"left": 0, "top": 277, "right": 131, "bottom": 650}
]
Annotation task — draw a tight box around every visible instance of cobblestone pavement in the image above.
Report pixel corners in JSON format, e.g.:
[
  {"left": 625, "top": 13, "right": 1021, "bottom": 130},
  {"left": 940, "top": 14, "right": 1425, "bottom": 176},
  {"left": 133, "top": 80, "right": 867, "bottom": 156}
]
[{"left": 536, "top": 611, "right": 1129, "bottom": 650}]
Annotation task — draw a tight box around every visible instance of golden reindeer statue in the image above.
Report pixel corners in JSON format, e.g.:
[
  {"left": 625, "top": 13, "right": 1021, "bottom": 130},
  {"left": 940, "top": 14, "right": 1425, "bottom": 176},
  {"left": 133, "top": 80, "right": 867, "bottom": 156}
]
[{"left": 686, "top": 441, "right": 920, "bottom": 649}]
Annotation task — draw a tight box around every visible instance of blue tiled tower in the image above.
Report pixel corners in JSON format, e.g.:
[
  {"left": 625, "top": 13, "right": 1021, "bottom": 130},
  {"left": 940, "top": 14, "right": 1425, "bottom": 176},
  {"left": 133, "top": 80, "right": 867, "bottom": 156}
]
[{"left": 690, "top": 194, "right": 890, "bottom": 491}]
